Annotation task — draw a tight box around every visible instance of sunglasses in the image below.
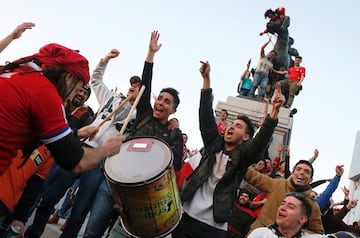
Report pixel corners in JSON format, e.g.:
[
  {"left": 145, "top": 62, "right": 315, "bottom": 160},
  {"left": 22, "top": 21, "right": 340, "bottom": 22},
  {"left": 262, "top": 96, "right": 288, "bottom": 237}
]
[
  {"left": 286, "top": 192, "right": 306, "bottom": 200},
  {"left": 286, "top": 192, "right": 312, "bottom": 217}
]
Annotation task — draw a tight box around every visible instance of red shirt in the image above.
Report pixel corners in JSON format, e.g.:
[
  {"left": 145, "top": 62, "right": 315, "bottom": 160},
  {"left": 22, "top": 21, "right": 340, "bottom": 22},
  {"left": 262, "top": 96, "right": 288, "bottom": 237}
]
[
  {"left": 0, "top": 67, "right": 71, "bottom": 174},
  {"left": 288, "top": 66, "right": 306, "bottom": 82},
  {"left": 217, "top": 120, "right": 228, "bottom": 135}
]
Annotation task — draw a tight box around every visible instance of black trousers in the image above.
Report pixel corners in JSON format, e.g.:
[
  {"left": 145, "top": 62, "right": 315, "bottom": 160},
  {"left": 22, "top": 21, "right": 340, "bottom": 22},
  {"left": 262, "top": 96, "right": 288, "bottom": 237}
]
[{"left": 172, "top": 213, "right": 227, "bottom": 238}]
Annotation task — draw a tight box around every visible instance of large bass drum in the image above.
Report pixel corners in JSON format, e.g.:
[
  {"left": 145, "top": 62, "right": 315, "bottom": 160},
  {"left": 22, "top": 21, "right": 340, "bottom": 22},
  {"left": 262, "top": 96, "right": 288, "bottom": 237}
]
[{"left": 104, "top": 137, "right": 182, "bottom": 238}]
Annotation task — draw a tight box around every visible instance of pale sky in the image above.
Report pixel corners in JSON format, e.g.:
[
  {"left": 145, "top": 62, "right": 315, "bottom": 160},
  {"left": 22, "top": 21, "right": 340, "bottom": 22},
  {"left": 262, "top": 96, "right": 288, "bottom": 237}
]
[{"left": 2, "top": 1, "right": 360, "bottom": 203}]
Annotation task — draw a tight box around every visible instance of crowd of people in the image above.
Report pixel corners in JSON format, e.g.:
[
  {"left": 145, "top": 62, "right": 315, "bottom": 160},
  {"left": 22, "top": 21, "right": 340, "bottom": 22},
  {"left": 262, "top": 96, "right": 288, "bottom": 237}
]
[{"left": 0, "top": 17, "right": 358, "bottom": 238}]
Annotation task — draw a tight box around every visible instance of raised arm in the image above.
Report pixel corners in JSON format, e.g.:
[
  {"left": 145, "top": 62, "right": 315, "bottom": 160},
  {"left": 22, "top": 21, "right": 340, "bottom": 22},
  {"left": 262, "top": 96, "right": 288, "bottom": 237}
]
[
  {"left": 308, "top": 149, "right": 319, "bottom": 164},
  {"left": 0, "top": 22, "right": 35, "bottom": 54},
  {"left": 137, "top": 31, "right": 162, "bottom": 119},
  {"left": 90, "top": 49, "right": 120, "bottom": 105},
  {"left": 146, "top": 30, "right": 162, "bottom": 63},
  {"left": 103, "top": 48, "right": 120, "bottom": 63},
  {"left": 332, "top": 199, "right": 360, "bottom": 236},
  {"left": 238, "top": 59, "right": 251, "bottom": 93},
  {"left": 200, "top": 61, "right": 211, "bottom": 89},
  {"left": 284, "top": 146, "right": 291, "bottom": 178},
  {"left": 199, "top": 61, "right": 221, "bottom": 147},
  {"left": 316, "top": 165, "right": 344, "bottom": 213},
  {"left": 260, "top": 36, "right": 272, "bottom": 57},
  {"left": 269, "top": 83, "right": 285, "bottom": 120}
]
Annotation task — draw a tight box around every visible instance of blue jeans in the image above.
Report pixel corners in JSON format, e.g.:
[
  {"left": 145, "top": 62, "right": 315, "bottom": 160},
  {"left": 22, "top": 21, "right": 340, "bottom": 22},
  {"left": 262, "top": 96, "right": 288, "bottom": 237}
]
[
  {"left": 58, "top": 178, "right": 80, "bottom": 218},
  {"left": 249, "top": 71, "right": 269, "bottom": 98},
  {"left": 59, "top": 164, "right": 104, "bottom": 238},
  {"left": 83, "top": 179, "right": 118, "bottom": 238}
]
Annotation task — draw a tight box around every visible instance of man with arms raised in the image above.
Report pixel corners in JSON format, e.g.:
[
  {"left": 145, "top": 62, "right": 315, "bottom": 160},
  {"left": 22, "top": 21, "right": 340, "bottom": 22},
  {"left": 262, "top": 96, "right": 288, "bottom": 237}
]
[{"left": 172, "top": 60, "right": 284, "bottom": 238}]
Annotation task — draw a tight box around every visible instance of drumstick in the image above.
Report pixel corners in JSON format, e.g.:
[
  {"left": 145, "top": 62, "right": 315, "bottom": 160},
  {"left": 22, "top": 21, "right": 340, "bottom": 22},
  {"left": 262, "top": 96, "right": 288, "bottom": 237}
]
[
  {"left": 79, "top": 96, "right": 131, "bottom": 143},
  {"left": 97, "top": 97, "right": 131, "bottom": 128},
  {"left": 118, "top": 85, "right": 145, "bottom": 135}
]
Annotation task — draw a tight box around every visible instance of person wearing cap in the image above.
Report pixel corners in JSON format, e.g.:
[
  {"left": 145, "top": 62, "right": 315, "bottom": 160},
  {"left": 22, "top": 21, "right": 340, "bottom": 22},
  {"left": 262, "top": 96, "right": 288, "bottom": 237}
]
[
  {"left": 24, "top": 48, "right": 140, "bottom": 238},
  {"left": 171, "top": 61, "right": 282, "bottom": 238},
  {"left": 247, "top": 193, "right": 325, "bottom": 238},
  {"left": 0, "top": 80, "right": 95, "bottom": 237},
  {"left": 0, "top": 43, "right": 124, "bottom": 176}
]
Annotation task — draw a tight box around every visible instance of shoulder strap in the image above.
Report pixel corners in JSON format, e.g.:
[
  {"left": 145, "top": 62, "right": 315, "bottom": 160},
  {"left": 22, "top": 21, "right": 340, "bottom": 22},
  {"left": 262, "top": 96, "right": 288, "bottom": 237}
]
[{"left": 135, "top": 112, "right": 153, "bottom": 130}]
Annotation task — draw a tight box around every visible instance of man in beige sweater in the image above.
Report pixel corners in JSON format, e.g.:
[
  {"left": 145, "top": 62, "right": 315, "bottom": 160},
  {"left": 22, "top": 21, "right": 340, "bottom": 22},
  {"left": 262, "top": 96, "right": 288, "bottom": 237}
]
[{"left": 244, "top": 159, "right": 324, "bottom": 234}]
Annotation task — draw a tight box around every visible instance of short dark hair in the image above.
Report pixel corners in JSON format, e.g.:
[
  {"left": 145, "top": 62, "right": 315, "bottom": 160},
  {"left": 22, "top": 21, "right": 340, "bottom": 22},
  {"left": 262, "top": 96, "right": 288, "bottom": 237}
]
[
  {"left": 293, "top": 160, "right": 314, "bottom": 178},
  {"left": 237, "top": 115, "right": 255, "bottom": 138},
  {"left": 160, "top": 87, "right": 180, "bottom": 109},
  {"left": 286, "top": 192, "right": 312, "bottom": 218},
  {"left": 239, "top": 188, "right": 256, "bottom": 201},
  {"left": 270, "top": 50, "right": 277, "bottom": 56},
  {"left": 129, "top": 75, "right": 141, "bottom": 85},
  {"left": 259, "top": 158, "right": 267, "bottom": 169},
  {"left": 295, "top": 56, "right": 302, "bottom": 60},
  {"left": 221, "top": 109, "right": 228, "bottom": 116}
]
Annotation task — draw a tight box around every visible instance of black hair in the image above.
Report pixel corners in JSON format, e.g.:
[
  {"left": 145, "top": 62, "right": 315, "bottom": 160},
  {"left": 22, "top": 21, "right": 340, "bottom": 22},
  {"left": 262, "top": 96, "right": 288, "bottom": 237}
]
[
  {"left": 270, "top": 50, "right": 277, "bottom": 56},
  {"left": 160, "top": 87, "right": 180, "bottom": 109},
  {"left": 293, "top": 160, "right": 314, "bottom": 178},
  {"left": 259, "top": 158, "right": 267, "bottom": 169},
  {"left": 264, "top": 9, "right": 274, "bottom": 18},
  {"left": 286, "top": 192, "right": 312, "bottom": 219},
  {"left": 42, "top": 68, "right": 81, "bottom": 102},
  {"left": 239, "top": 188, "right": 256, "bottom": 201},
  {"left": 237, "top": 115, "right": 255, "bottom": 138},
  {"left": 221, "top": 109, "right": 228, "bottom": 116}
]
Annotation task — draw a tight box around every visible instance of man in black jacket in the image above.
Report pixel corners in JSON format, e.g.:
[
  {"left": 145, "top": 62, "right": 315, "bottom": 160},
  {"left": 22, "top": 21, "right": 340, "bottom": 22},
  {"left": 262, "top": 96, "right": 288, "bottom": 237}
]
[{"left": 172, "top": 61, "right": 285, "bottom": 238}]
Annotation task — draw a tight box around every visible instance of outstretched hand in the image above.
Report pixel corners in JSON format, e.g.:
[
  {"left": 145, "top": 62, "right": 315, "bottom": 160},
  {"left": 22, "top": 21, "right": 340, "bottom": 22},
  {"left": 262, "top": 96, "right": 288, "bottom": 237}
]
[
  {"left": 347, "top": 199, "right": 358, "bottom": 210},
  {"left": 271, "top": 83, "right": 285, "bottom": 110},
  {"left": 313, "top": 149, "right": 319, "bottom": 159},
  {"left": 104, "top": 49, "right": 120, "bottom": 63},
  {"left": 199, "top": 61, "right": 210, "bottom": 89},
  {"left": 199, "top": 61, "right": 210, "bottom": 79},
  {"left": 149, "top": 30, "right": 162, "bottom": 53},
  {"left": 107, "top": 49, "right": 120, "bottom": 59},
  {"left": 342, "top": 186, "right": 350, "bottom": 198},
  {"left": 10, "top": 22, "right": 35, "bottom": 39},
  {"left": 277, "top": 143, "right": 284, "bottom": 153},
  {"left": 335, "top": 165, "right": 344, "bottom": 177}
]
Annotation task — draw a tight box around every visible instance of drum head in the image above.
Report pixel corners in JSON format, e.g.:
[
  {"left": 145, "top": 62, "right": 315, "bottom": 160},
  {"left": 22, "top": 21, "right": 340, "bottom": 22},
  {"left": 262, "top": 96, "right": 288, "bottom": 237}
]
[{"left": 105, "top": 137, "right": 173, "bottom": 184}]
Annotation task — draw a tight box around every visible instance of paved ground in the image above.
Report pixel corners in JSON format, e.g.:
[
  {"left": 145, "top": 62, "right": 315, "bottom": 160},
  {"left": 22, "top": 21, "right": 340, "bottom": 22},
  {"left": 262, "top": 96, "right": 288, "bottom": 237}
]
[{"left": 26, "top": 211, "right": 87, "bottom": 238}]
